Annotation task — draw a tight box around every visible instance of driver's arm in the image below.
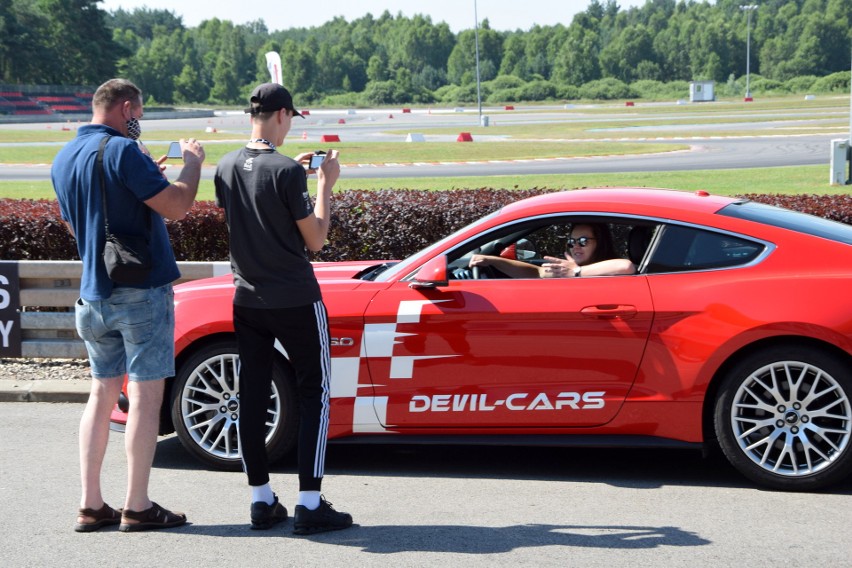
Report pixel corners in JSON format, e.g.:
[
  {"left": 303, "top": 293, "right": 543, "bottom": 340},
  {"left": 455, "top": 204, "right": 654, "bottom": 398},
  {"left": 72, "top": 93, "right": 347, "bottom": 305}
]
[
  {"left": 469, "top": 254, "right": 540, "bottom": 278},
  {"left": 541, "top": 256, "right": 636, "bottom": 278}
]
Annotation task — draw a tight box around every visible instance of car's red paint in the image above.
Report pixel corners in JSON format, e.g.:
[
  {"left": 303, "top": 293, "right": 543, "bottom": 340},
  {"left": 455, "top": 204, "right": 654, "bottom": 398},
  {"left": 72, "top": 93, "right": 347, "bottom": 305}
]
[{"left": 110, "top": 188, "right": 852, "bottom": 489}]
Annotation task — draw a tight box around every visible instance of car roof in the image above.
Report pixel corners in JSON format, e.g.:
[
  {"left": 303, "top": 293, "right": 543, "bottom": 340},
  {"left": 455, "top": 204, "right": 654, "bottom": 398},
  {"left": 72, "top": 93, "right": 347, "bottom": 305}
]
[{"left": 502, "top": 188, "right": 737, "bottom": 220}]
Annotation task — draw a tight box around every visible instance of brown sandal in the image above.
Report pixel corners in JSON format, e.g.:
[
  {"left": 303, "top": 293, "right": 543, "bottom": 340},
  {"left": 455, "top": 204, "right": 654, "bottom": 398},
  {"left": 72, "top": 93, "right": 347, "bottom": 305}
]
[
  {"left": 74, "top": 503, "right": 121, "bottom": 532},
  {"left": 119, "top": 501, "right": 187, "bottom": 532}
]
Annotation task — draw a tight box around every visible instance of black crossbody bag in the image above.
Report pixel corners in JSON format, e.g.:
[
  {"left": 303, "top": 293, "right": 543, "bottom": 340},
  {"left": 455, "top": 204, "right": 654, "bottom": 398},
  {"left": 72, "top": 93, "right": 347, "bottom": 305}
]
[{"left": 97, "top": 136, "right": 153, "bottom": 285}]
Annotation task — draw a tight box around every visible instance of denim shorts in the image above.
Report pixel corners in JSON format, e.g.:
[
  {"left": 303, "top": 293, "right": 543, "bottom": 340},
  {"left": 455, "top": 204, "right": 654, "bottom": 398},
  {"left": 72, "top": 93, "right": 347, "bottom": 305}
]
[{"left": 75, "top": 284, "right": 175, "bottom": 382}]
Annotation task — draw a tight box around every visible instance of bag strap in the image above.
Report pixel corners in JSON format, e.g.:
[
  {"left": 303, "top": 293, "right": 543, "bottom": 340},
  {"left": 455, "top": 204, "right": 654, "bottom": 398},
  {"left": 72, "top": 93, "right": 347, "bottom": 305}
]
[
  {"left": 96, "top": 135, "right": 113, "bottom": 238},
  {"left": 96, "top": 135, "right": 151, "bottom": 239}
]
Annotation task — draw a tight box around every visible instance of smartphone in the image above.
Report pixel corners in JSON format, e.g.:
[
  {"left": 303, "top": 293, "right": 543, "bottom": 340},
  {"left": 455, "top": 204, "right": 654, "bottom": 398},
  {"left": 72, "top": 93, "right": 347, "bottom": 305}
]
[
  {"left": 166, "top": 141, "right": 182, "bottom": 159},
  {"left": 309, "top": 151, "right": 326, "bottom": 170}
]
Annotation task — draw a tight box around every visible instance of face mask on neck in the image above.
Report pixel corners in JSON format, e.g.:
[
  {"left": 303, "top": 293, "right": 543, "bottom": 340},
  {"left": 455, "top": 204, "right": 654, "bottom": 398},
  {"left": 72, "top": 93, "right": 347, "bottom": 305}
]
[{"left": 126, "top": 116, "right": 141, "bottom": 140}]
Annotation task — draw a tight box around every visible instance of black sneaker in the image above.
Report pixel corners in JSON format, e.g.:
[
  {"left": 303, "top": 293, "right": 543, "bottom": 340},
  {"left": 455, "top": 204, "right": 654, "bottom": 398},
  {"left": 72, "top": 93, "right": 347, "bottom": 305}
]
[
  {"left": 250, "top": 495, "right": 288, "bottom": 530},
  {"left": 293, "top": 497, "right": 352, "bottom": 535}
]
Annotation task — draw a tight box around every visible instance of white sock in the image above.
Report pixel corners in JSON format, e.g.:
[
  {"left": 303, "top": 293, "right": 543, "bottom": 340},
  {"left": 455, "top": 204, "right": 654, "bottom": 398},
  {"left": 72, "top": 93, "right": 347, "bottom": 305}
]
[
  {"left": 251, "top": 483, "right": 275, "bottom": 505},
  {"left": 297, "top": 491, "right": 321, "bottom": 510}
]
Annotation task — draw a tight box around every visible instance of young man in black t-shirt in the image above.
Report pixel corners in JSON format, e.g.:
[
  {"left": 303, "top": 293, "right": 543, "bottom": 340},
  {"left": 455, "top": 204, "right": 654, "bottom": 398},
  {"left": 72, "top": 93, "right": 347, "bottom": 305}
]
[{"left": 214, "top": 83, "right": 351, "bottom": 535}]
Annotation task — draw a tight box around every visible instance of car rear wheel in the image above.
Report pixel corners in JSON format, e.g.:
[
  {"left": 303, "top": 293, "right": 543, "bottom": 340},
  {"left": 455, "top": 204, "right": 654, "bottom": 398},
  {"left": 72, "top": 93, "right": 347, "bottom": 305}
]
[
  {"left": 714, "top": 346, "right": 852, "bottom": 491},
  {"left": 170, "top": 340, "right": 298, "bottom": 470}
]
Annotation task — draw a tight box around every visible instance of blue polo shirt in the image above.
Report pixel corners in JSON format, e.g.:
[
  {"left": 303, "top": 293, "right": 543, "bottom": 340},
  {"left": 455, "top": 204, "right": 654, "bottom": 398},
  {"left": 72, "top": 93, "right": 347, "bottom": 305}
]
[{"left": 51, "top": 124, "right": 179, "bottom": 300}]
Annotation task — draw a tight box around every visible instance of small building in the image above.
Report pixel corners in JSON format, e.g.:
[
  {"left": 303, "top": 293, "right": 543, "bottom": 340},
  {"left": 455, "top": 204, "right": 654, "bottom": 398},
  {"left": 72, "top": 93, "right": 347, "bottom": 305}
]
[{"left": 689, "top": 81, "right": 715, "bottom": 102}]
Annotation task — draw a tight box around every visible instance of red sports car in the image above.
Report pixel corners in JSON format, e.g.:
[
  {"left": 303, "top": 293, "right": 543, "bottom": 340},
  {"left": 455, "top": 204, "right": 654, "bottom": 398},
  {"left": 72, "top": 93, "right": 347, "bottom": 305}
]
[{"left": 111, "top": 188, "right": 852, "bottom": 491}]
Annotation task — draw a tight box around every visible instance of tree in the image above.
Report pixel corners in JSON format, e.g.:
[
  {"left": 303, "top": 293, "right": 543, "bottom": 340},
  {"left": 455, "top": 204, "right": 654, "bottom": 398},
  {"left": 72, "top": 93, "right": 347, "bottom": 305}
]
[
  {"left": 0, "top": 0, "right": 39, "bottom": 83},
  {"left": 129, "top": 28, "right": 187, "bottom": 103},
  {"left": 499, "top": 34, "right": 527, "bottom": 78},
  {"left": 651, "top": 19, "right": 691, "bottom": 80},
  {"left": 36, "top": 0, "right": 119, "bottom": 84},
  {"left": 107, "top": 6, "right": 183, "bottom": 39},
  {"left": 279, "top": 39, "right": 316, "bottom": 96},
  {"left": 208, "top": 25, "right": 245, "bottom": 103},
  {"left": 524, "top": 25, "right": 561, "bottom": 79},
  {"left": 447, "top": 22, "right": 503, "bottom": 85},
  {"left": 173, "top": 31, "right": 206, "bottom": 103},
  {"left": 4, "top": 2, "right": 851, "bottom": 104},
  {"left": 552, "top": 11, "right": 602, "bottom": 87},
  {"left": 385, "top": 15, "right": 454, "bottom": 78},
  {"left": 600, "top": 25, "right": 654, "bottom": 83},
  {"left": 173, "top": 64, "right": 205, "bottom": 103},
  {"left": 341, "top": 52, "right": 368, "bottom": 92},
  {"left": 367, "top": 53, "right": 389, "bottom": 82}
]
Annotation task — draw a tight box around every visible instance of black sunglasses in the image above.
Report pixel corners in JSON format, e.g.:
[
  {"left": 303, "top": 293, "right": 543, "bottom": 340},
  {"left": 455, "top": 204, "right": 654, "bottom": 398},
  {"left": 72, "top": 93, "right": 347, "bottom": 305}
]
[{"left": 566, "top": 236, "right": 596, "bottom": 248}]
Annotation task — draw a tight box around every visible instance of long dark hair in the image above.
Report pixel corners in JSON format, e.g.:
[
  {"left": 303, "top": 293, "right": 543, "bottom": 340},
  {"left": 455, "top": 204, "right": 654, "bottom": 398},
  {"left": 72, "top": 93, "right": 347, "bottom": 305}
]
[{"left": 571, "top": 223, "right": 616, "bottom": 264}]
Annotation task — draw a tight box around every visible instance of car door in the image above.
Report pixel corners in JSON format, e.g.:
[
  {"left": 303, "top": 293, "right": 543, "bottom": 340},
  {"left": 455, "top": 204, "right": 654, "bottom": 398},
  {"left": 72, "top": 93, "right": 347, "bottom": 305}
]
[{"left": 361, "top": 272, "right": 654, "bottom": 430}]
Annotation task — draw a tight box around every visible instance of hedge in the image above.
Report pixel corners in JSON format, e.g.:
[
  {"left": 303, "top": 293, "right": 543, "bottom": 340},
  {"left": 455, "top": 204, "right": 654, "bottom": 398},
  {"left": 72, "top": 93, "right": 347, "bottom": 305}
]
[{"left": 1, "top": 189, "right": 850, "bottom": 262}]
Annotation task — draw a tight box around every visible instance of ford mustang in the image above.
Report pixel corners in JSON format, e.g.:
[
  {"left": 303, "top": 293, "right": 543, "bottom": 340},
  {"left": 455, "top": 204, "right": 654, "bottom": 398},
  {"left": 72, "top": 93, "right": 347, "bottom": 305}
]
[{"left": 111, "top": 187, "right": 852, "bottom": 491}]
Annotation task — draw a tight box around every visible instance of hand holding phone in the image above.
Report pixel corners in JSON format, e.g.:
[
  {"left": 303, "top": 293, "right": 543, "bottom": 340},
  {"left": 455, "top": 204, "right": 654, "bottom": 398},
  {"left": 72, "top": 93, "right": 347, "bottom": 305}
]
[
  {"left": 309, "top": 151, "right": 326, "bottom": 170},
  {"left": 166, "top": 141, "right": 182, "bottom": 159}
]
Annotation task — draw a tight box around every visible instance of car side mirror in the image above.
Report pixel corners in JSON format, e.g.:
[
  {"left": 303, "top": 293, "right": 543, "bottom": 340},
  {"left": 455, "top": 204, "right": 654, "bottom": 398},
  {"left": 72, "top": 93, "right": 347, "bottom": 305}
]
[{"left": 409, "top": 255, "right": 449, "bottom": 288}]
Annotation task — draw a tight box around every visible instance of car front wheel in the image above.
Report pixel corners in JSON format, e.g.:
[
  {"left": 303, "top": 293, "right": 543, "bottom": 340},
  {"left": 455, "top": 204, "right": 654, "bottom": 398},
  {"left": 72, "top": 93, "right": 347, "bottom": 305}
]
[
  {"left": 714, "top": 346, "right": 852, "bottom": 491},
  {"left": 170, "top": 340, "right": 298, "bottom": 470}
]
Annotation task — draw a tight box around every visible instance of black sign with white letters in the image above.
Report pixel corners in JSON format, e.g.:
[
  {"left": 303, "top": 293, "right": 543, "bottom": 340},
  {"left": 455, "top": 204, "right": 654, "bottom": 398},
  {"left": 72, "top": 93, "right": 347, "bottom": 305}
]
[{"left": 0, "top": 261, "right": 21, "bottom": 357}]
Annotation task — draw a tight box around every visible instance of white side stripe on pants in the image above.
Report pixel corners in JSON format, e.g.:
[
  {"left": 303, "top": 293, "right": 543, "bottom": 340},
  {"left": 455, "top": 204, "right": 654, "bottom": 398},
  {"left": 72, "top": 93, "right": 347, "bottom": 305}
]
[{"left": 313, "top": 301, "right": 331, "bottom": 478}]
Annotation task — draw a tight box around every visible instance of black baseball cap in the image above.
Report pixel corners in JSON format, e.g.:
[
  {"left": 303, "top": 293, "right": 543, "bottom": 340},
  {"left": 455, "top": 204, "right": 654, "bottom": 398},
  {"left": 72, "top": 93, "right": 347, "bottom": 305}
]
[{"left": 245, "top": 83, "right": 303, "bottom": 117}]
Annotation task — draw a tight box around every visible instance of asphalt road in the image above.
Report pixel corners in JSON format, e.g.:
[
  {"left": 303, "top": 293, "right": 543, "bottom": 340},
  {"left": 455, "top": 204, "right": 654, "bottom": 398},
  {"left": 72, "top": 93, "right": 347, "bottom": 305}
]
[{"left": 3, "top": 402, "right": 850, "bottom": 567}]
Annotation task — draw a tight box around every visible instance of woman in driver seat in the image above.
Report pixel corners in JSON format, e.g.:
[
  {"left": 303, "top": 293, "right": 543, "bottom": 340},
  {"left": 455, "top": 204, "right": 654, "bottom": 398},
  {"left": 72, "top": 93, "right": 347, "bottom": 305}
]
[{"left": 468, "top": 223, "right": 636, "bottom": 278}]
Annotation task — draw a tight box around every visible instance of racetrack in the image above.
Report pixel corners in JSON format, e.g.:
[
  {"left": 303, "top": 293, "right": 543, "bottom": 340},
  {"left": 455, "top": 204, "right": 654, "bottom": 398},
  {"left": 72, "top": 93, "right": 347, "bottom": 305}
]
[{"left": 0, "top": 101, "right": 848, "bottom": 181}]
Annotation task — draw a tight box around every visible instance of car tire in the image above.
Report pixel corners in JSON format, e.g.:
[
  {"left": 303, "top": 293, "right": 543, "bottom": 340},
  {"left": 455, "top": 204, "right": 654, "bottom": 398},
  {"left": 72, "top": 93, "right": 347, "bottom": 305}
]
[
  {"left": 170, "top": 339, "right": 298, "bottom": 470},
  {"left": 714, "top": 345, "right": 852, "bottom": 491}
]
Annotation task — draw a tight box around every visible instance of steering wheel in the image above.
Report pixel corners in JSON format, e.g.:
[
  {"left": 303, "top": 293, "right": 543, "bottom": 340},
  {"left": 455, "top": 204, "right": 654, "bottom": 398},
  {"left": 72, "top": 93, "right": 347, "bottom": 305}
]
[{"left": 472, "top": 266, "right": 480, "bottom": 279}]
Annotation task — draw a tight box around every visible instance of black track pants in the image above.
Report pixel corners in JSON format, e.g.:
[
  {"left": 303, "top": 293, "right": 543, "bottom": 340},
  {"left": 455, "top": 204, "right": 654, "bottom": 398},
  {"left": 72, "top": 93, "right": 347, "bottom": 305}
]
[{"left": 234, "top": 301, "right": 330, "bottom": 491}]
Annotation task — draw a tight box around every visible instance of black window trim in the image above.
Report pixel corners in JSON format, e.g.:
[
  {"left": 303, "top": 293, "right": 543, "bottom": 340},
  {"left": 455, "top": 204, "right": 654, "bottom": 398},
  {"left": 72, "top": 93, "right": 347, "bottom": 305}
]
[
  {"left": 644, "top": 220, "right": 774, "bottom": 275},
  {"left": 400, "top": 212, "right": 776, "bottom": 282}
]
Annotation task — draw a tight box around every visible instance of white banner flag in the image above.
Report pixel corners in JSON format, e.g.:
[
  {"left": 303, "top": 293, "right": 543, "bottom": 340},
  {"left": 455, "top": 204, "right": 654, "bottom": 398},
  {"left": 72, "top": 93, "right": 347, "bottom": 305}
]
[{"left": 265, "top": 52, "right": 283, "bottom": 85}]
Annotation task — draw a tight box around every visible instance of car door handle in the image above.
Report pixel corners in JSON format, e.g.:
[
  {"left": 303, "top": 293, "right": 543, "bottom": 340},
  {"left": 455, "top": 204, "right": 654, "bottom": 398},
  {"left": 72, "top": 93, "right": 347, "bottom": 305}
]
[{"left": 580, "top": 305, "right": 638, "bottom": 319}]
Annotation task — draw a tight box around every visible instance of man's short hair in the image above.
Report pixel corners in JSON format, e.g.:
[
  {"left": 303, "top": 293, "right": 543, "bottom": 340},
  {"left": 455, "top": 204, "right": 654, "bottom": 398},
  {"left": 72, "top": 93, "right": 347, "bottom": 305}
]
[
  {"left": 92, "top": 79, "right": 142, "bottom": 112},
  {"left": 249, "top": 110, "right": 278, "bottom": 123}
]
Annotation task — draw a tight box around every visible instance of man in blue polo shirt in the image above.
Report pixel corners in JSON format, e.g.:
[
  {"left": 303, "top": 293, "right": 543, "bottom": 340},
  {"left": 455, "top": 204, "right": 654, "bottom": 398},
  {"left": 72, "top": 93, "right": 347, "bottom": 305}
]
[{"left": 52, "top": 78, "right": 205, "bottom": 533}]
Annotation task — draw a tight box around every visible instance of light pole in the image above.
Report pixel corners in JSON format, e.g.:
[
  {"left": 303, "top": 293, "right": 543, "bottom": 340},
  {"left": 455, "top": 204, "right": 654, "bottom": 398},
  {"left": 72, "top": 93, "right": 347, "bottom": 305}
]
[
  {"left": 474, "top": 0, "right": 483, "bottom": 125},
  {"left": 740, "top": 5, "right": 758, "bottom": 101}
]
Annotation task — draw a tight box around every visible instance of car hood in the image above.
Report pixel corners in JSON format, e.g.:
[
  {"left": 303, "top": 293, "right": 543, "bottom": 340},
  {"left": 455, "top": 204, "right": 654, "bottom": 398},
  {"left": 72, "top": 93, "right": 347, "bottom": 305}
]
[
  {"left": 311, "top": 260, "right": 391, "bottom": 281},
  {"left": 174, "top": 260, "right": 391, "bottom": 299}
]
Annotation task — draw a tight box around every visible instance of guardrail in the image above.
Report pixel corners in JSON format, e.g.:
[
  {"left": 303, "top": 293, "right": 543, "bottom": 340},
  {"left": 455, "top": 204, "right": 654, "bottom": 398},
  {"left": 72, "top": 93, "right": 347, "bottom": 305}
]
[{"left": 0, "top": 260, "right": 230, "bottom": 359}]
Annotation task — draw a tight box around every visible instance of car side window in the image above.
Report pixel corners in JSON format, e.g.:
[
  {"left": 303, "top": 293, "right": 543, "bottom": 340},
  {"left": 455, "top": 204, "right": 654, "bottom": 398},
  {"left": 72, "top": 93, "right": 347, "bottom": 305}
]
[
  {"left": 446, "top": 217, "right": 647, "bottom": 280},
  {"left": 516, "top": 224, "right": 569, "bottom": 265},
  {"left": 646, "top": 225, "right": 765, "bottom": 273}
]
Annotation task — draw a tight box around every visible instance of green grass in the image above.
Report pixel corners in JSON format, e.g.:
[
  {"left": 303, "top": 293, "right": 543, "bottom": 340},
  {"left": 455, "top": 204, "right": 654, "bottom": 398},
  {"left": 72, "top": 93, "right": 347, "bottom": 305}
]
[
  {"left": 0, "top": 139, "right": 687, "bottom": 165},
  {"left": 5, "top": 165, "right": 847, "bottom": 201},
  {"left": 311, "top": 165, "right": 851, "bottom": 195},
  {"left": 0, "top": 127, "right": 240, "bottom": 144}
]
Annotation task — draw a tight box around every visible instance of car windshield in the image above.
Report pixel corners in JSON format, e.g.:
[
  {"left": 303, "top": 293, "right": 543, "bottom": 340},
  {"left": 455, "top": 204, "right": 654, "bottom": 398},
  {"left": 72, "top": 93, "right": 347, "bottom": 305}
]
[
  {"left": 372, "top": 210, "right": 503, "bottom": 282},
  {"left": 718, "top": 200, "right": 852, "bottom": 245}
]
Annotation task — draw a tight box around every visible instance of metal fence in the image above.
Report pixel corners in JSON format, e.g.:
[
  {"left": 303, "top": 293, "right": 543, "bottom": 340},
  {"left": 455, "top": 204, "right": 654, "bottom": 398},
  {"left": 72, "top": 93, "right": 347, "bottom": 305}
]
[{"left": 0, "top": 260, "right": 230, "bottom": 359}]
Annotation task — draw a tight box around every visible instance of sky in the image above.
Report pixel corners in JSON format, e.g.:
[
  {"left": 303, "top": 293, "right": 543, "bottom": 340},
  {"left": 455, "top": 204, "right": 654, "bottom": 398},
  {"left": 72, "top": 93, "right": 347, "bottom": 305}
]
[{"left": 99, "top": 0, "right": 646, "bottom": 33}]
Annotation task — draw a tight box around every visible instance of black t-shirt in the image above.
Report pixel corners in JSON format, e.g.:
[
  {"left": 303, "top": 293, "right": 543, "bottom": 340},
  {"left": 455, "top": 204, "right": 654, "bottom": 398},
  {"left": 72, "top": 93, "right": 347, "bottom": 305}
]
[{"left": 214, "top": 147, "right": 321, "bottom": 309}]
